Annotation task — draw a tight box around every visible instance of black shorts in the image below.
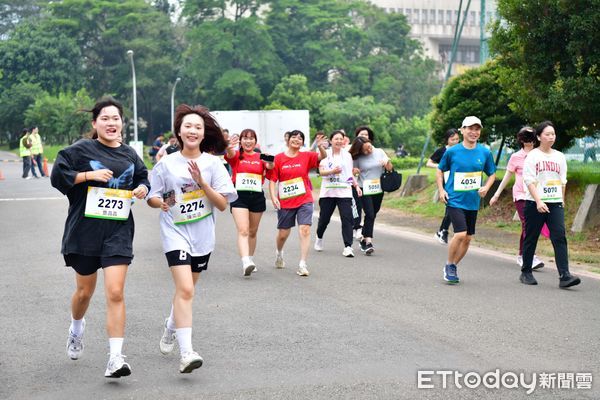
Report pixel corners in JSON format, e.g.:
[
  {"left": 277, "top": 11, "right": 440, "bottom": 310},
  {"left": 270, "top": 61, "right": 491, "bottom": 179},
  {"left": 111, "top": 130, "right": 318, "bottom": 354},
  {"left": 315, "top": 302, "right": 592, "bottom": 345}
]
[
  {"left": 230, "top": 191, "right": 266, "bottom": 213},
  {"left": 447, "top": 206, "right": 478, "bottom": 235},
  {"left": 64, "top": 254, "right": 132, "bottom": 276},
  {"left": 165, "top": 250, "right": 210, "bottom": 273}
]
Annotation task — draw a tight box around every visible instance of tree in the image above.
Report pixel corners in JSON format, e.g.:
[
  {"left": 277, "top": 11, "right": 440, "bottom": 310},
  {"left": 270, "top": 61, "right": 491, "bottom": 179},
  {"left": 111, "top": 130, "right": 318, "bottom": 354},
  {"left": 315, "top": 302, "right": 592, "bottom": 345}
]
[
  {"left": 265, "top": 74, "right": 337, "bottom": 131},
  {"left": 0, "top": 21, "right": 84, "bottom": 94},
  {"left": 490, "top": 0, "right": 600, "bottom": 149},
  {"left": 45, "top": 0, "right": 180, "bottom": 139},
  {"left": 430, "top": 61, "right": 525, "bottom": 150},
  {"left": 180, "top": 3, "right": 285, "bottom": 110},
  {"left": 322, "top": 96, "right": 395, "bottom": 147},
  {"left": 0, "top": 82, "right": 45, "bottom": 145},
  {"left": 24, "top": 89, "right": 94, "bottom": 145},
  {"left": 389, "top": 116, "right": 430, "bottom": 156},
  {"left": 0, "top": 0, "right": 42, "bottom": 37}
]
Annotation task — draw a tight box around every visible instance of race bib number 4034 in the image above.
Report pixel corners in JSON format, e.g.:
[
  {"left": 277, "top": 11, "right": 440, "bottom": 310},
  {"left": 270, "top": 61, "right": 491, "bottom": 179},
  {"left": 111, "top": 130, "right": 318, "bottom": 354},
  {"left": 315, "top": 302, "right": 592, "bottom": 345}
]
[
  {"left": 453, "top": 171, "right": 482, "bottom": 192},
  {"left": 84, "top": 187, "right": 132, "bottom": 221}
]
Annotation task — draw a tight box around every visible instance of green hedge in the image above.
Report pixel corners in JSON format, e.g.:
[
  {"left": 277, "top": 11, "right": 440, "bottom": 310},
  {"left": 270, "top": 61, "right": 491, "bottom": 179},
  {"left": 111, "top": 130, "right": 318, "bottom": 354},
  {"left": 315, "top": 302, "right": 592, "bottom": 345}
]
[{"left": 390, "top": 156, "right": 421, "bottom": 170}]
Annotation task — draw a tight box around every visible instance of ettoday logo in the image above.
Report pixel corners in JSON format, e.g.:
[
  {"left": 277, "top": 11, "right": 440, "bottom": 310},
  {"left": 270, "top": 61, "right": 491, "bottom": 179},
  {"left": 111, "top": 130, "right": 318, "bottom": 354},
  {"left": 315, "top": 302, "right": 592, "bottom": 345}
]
[{"left": 417, "top": 370, "right": 593, "bottom": 394}]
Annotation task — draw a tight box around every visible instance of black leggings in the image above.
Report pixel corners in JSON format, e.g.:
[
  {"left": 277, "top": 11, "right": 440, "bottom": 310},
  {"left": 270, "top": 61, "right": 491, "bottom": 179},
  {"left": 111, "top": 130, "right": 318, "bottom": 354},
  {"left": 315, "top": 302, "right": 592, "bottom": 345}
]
[
  {"left": 522, "top": 201, "right": 569, "bottom": 274},
  {"left": 317, "top": 197, "right": 353, "bottom": 247},
  {"left": 360, "top": 191, "right": 384, "bottom": 238},
  {"left": 438, "top": 206, "right": 451, "bottom": 231}
]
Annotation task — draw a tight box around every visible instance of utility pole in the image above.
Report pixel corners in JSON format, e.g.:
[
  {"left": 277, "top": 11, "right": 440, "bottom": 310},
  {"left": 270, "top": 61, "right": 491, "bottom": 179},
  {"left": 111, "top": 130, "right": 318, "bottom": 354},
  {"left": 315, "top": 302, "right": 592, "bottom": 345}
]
[{"left": 480, "top": 0, "right": 488, "bottom": 63}]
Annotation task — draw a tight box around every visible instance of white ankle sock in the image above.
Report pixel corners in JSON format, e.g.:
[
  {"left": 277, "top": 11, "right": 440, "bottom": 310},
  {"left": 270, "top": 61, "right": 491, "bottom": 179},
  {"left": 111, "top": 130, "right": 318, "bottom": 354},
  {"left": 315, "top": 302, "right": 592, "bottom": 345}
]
[
  {"left": 176, "top": 327, "right": 193, "bottom": 355},
  {"left": 109, "top": 338, "right": 124, "bottom": 355},
  {"left": 167, "top": 305, "right": 176, "bottom": 330},
  {"left": 70, "top": 316, "right": 84, "bottom": 336},
  {"left": 242, "top": 256, "right": 252, "bottom": 265}
]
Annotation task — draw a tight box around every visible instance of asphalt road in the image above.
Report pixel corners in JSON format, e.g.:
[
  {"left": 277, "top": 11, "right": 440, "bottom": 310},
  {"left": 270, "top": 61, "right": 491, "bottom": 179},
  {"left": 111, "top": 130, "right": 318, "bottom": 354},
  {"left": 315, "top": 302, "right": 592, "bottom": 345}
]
[{"left": 1, "top": 151, "right": 598, "bottom": 399}]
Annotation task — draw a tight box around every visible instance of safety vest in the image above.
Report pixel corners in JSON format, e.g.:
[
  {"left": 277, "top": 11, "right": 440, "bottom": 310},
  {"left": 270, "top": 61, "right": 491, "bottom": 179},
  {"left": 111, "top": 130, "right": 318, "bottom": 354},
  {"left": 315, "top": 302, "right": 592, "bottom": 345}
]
[
  {"left": 19, "top": 135, "right": 32, "bottom": 157},
  {"left": 29, "top": 132, "right": 43, "bottom": 155}
]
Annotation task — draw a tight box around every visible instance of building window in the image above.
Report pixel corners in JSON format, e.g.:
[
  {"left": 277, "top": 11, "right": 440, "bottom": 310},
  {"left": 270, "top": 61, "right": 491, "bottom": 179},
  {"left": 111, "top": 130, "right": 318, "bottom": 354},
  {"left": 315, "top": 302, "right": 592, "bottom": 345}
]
[
  {"left": 438, "top": 10, "right": 444, "bottom": 25},
  {"left": 470, "top": 11, "right": 476, "bottom": 26},
  {"left": 405, "top": 8, "right": 412, "bottom": 22},
  {"left": 414, "top": 9, "right": 420, "bottom": 24},
  {"left": 446, "top": 10, "right": 452, "bottom": 25},
  {"left": 429, "top": 9, "right": 436, "bottom": 24}
]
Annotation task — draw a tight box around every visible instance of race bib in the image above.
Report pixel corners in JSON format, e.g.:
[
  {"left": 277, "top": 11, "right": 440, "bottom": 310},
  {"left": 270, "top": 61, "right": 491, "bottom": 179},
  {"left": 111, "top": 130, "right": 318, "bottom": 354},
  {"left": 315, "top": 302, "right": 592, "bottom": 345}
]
[
  {"left": 279, "top": 177, "right": 306, "bottom": 199},
  {"left": 172, "top": 189, "right": 213, "bottom": 225},
  {"left": 84, "top": 187, "right": 132, "bottom": 221},
  {"left": 324, "top": 174, "right": 349, "bottom": 189},
  {"left": 363, "top": 178, "right": 383, "bottom": 195},
  {"left": 236, "top": 173, "right": 262, "bottom": 192},
  {"left": 540, "top": 179, "right": 563, "bottom": 202},
  {"left": 454, "top": 171, "right": 482, "bottom": 192}
]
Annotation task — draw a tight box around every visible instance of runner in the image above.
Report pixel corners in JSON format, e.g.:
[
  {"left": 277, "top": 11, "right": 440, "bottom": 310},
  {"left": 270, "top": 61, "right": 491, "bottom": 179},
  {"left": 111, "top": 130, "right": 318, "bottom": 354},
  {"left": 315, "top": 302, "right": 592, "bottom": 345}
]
[
  {"left": 437, "top": 116, "right": 496, "bottom": 284},
  {"left": 225, "top": 128, "right": 274, "bottom": 276},
  {"left": 520, "top": 121, "right": 581, "bottom": 288},
  {"left": 349, "top": 136, "right": 393, "bottom": 255},
  {"left": 489, "top": 127, "right": 545, "bottom": 269},
  {"left": 427, "top": 128, "right": 460, "bottom": 244},
  {"left": 268, "top": 130, "right": 327, "bottom": 276},
  {"left": 351, "top": 126, "right": 375, "bottom": 240},
  {"left": 314, "top": 130, "right": 360, "bottom": 257},
  {"left": 50, "top": 97, "right": 149, "bottom": 378},
  {"left": 147, "top": 104, "right": 237, "bottom": 373}
]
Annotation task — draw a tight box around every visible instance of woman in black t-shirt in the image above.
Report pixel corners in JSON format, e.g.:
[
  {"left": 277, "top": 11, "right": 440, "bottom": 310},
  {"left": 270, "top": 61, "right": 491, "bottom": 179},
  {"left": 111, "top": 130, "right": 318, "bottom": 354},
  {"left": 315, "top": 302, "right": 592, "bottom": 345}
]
[
  {"left": 427, "top": 128, "right": 460, "bottom": 244},
  {"left": 51, "top": 97, "right": 149, "bottom": 379}
]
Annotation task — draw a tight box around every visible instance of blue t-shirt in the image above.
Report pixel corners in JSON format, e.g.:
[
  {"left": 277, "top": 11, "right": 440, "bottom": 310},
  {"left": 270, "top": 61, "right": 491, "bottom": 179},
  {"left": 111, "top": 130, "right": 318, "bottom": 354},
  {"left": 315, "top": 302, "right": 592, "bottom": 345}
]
[{"left": 438, "top": 143, "right": 496, "bottom": 210}]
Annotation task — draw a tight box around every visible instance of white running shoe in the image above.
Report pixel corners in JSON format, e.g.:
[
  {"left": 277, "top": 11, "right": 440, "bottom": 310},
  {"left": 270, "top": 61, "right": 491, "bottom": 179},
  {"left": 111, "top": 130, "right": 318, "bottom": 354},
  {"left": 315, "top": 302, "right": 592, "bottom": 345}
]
[
  {"left": 66, "top": 318, "right": 86, "bottom": 360},
  {"left": 314, "top": 237, "right": 324, "bottom": 251},
  {"left": 159, "top": 318, "right": 177, "bottom": 355},
  {"left": 179, "top": 351, "right": 204, "bottom": 373},
  {"left": 353, "top": 229, "right": 362, "bottom": 240},
  {"left": 104, "top": 354, "right": 131, "bottom": 378},
  {"left": 342, "top": 246, "right": 354, "bottom": 257},
  {"left": 275, "top": 252, "right": 285, "bottom": 269},
  {"left": 243, "top": 259, "right": 256, "bottom": 276},
  {"left": 517, "top": 255, "right": 523, "bottom": 267},
  {"left": 297, "top": 264, "right": 310, "bottom": 276},
  {"left": 532, "top": 255, "right": 545, "bottom": 270}
]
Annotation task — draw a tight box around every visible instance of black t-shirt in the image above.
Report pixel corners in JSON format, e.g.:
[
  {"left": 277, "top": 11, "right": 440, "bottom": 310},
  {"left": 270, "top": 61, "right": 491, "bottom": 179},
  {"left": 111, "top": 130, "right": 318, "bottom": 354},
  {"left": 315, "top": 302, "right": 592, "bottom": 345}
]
[
  {"left": 429, "top": 146, "right": 447, "bottom": 164},
  {"left": 50, "top": 139, "right": 150, "bottom": 257}
]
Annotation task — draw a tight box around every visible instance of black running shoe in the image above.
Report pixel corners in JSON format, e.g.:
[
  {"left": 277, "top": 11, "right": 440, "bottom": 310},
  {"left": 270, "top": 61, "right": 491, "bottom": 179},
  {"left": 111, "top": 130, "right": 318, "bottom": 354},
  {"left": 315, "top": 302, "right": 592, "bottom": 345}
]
[
  {"left": 519, "top": 272, "right": 538, "bottom": 285},
  {"left": 360, "top": 239, "right": 367, "bottom": 252},
  {"left": 559, "top": 273, "right": 581, "bottom": 288},
  {"left": 364, "top": 242, "right": 374, "bottom": 255}
]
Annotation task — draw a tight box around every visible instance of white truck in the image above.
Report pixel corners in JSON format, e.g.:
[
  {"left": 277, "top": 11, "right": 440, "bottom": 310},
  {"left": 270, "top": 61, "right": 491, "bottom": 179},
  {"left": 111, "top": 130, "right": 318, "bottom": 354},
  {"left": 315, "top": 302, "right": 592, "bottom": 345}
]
[{"left": 212, "top": 109, "right": 310, "bottom": 154}]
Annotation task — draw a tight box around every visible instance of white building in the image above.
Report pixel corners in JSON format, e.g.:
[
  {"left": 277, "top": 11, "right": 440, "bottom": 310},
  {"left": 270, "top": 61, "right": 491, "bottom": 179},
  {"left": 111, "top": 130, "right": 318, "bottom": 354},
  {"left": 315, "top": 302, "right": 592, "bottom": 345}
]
[{"left": 369, "top": 0, "right": 497, "bottom": 76}]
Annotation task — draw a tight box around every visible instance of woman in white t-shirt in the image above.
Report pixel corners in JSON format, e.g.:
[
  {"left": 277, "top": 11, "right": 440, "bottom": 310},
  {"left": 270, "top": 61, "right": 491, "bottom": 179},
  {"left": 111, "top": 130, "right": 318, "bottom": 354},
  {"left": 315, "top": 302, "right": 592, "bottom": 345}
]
[
  {"left": 520, "top": 121, "right": 580, "bottom": 288},
  {"left": 314, "top": 130, "right": 361, "bottom": 257},
  {"left": 147, "top": 104, "right": 237, "bottom": 373}
]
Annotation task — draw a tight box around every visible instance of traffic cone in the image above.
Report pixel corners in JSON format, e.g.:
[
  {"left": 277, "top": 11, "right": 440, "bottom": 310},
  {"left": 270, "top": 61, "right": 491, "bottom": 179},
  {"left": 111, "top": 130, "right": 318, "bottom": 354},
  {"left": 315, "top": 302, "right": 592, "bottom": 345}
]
[
  {"left": 0, "top": 169, "right": 4, "bottom": 180},
  {"left": 43, "top": 158, "right": 49, "bottom": 176}
]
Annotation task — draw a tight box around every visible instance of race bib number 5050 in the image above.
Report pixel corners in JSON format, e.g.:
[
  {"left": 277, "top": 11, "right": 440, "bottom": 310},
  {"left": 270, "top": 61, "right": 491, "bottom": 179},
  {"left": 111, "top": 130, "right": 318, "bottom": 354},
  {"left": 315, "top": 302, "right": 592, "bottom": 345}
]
[{"left": 84, "top": 187, "right": 132, "bottom": 220}]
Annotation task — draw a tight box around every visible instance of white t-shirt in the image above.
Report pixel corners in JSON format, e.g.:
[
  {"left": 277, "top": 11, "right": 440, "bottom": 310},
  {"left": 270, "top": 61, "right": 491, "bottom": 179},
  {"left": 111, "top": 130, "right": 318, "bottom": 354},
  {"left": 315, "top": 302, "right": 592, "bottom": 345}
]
[
  {"left": 148, "top": 152, "right": 237, "bottom": 256},
  {"left": 319, "top": 148, "right": 354, "bottom": 198},
  {"left": 523, "top": 148, "right": 567, "bottom": 203}
]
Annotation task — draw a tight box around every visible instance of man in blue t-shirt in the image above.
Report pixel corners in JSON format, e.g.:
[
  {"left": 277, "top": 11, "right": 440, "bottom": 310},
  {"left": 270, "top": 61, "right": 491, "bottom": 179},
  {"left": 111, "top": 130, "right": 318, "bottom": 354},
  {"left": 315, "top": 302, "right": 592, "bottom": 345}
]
[{"left": 436, "top": 116, "right": 496, "bottom": 284}]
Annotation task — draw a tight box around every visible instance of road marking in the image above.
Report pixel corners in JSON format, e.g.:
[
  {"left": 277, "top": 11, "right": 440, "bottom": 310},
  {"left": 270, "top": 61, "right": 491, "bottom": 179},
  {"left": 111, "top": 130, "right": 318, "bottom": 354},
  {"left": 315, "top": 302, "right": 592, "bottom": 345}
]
[{"left": 0, "top": 197, "right": 65, "bottom": 202}]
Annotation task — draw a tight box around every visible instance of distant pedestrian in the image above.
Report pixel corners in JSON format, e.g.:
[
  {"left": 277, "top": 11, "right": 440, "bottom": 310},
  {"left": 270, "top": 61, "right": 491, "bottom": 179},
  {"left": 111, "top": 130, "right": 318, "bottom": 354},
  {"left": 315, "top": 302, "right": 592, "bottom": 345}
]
[
  {"left": 583, "top": 136, "right": 597, "bottom": 163},
  {"left": 314, "top": 130, "right": 359, "bottom": 257},
  {"left": 428, "top": 128, "right": 460, "bottom": 244},
  {"left": 155, "top": 135, "right": 179, "bottom": 162},
  {"left": 50, "top": 97, "right": 149, "bottom": 378},
  {"left": 19, "top": 128, "right": 34, "bottom": 179},
  {"left": 147, "top": 104, "right": 236, "bottom": 373},
  {"left": 520, "top": 121, "right": 581, "bottom": 288},
  {"left": 437, "top": 116, "right": 496, "bottom": 284},
  {"left": 349, "top": 135, "right": 393, "bottom": 255},
  {"left": 149, "top": 135, "right": 164, "bottom": 163},
  {"left": 395, "top": 144, "right": 408, "bottom": 158},
  {"left": 29, "top": 126, "right": 46, "bottom": 177}
]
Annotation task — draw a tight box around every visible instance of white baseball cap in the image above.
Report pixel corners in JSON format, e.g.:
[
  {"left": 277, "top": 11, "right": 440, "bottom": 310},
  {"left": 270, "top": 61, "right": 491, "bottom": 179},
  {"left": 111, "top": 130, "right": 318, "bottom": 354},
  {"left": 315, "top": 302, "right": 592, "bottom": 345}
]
[{"left": 461, "top": 116, "right": 483, "bottom": 128}]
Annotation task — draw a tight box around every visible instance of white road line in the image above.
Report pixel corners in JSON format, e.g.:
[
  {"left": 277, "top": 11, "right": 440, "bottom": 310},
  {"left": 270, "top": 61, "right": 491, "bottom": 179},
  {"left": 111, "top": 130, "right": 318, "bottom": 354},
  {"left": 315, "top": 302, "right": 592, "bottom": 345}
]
[{"left": 0, "top": 197, "right": 65, "bottom": 201}]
